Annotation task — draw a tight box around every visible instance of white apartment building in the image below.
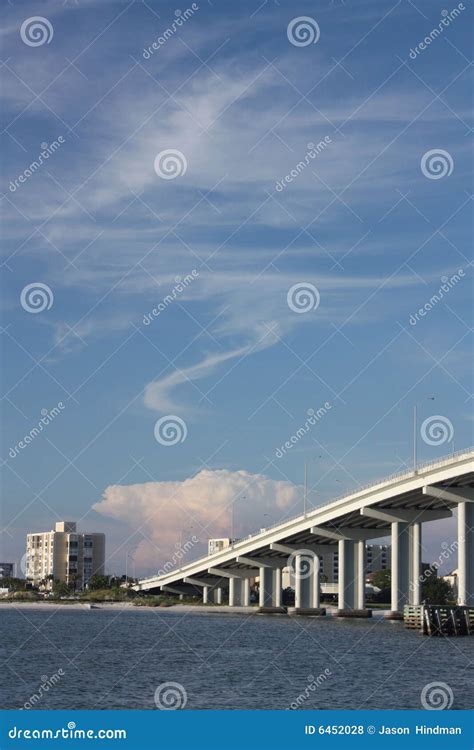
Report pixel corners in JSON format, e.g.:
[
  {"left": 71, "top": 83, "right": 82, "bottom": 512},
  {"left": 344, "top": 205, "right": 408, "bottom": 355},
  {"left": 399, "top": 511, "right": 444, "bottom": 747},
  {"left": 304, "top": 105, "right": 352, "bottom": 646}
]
[
  {"left": 25, "top": 521, "right": 105, "bottom": 590},
  {"left": 208, "top": 538, "right": 231, "bottom": 556}
]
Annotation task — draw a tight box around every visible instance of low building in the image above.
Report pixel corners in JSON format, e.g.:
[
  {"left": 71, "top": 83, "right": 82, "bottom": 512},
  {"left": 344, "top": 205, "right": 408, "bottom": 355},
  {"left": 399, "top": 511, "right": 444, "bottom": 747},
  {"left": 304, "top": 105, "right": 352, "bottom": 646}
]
[
  {"left": 25, "top": 521, "right": 105, "bottom": 590},
  {"left": 0, "top": 562, "right": 15, "bottom": 578},
  {"left": 441, "top": 569, "right": 458, "bottom": 599},
  {"left": 208, "top": 538, "right": 231, "bottom": 556}
]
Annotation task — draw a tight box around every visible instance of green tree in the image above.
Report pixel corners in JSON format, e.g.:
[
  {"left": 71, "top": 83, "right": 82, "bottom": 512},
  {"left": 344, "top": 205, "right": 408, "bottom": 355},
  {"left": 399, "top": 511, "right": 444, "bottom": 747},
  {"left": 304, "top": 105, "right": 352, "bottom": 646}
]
[
  {"left": 422, "top": 575, "right": 453, "bottom": 604},
  {"left": 371, "top": 569, "right": 391, "bottom": 591},
  {"left": 0, "top": 576, "right": 27, "bottom": 592},
  {"left": 52, "top": 580, "right": 71, "bottom": 597},
  {"left": 88, "top": 574, "right": 110, "bottom": 590}
]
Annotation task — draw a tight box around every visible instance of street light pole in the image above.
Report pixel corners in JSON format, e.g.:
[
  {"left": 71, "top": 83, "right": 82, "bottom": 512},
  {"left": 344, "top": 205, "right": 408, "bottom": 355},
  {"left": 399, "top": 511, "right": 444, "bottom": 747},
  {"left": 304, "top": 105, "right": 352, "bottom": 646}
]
[
  {"left": 413, "top": 404, "right": 417, "bottom": 472},
  {"left": 413, "top": 397, "right": 435, "bottom": 472},
  {"left": 304, "top": 463, "right": 308, "bottom": 517}
]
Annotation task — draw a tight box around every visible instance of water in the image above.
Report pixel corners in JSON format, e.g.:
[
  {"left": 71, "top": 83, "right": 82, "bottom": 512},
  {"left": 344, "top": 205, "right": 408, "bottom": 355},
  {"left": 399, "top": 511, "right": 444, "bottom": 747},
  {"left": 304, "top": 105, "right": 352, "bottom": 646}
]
[{"left": 0, "top": 607, "right": 472, "bottom": 710}]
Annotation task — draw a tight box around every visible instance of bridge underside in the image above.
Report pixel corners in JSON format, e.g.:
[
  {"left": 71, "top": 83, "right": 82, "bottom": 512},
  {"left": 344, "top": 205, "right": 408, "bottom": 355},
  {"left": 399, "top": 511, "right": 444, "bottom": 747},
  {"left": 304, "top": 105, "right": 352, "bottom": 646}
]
[{"left": 137, "top": 459, "right": 474, "bottom": 614}]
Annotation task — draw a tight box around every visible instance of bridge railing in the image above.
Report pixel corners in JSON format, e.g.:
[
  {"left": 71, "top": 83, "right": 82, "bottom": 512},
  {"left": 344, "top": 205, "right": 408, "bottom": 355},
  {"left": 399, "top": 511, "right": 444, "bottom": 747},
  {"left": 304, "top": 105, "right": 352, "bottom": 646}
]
[{"left": 244, "top": 446, "right": 474, "bottom": 541}]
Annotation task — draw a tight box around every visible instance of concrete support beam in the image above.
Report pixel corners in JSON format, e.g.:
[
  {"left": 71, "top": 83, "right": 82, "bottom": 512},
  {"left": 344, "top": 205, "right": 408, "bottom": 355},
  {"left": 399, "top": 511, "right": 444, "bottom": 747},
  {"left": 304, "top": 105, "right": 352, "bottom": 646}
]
[
  {"left": 207, "top": 567, "right": 256, "bottom": 579},
  {"left": 293, "top": 552, "right": 321, "bottom": 609},
  {"left": 396, "top": 522, "right": 421, "bottom": 609},
  {"left": 183, "top": 577, "right": 211, "bottom": 588},
  {"left": 259, "top": 566, "right": 276, "bottom": 607},
  {"left": 243, "top": 578, "right": 251, "bottom": 606},
  {"left": 411, "top": 522, "right": 422, "bottom": 606},
  {"left": 236, "top": 556, "right": 280, "bottom": 569},
  {"left": 203, "top": 585, "right": 209, "bottom": 604},
  {"left": 356, "top": 540, "right": 365, "bottom": 610},
  {"left": 458, "top": 501, "right": 474, "bottom": 606},
  {"left": 361, "top": 507, "right": 451, "bottom": 524},
  {"left": 311, "top": 525, "right": 389, "bottom": 541},
  {"left": 216, "top": 587, "right": 222, "bottom": 605},
  {"left": 423, "top": 486, "right": 474, "bottom": 503},
  {"left": 229, "top": 577, "right": 243, "bottom": 606},
  {"left": 274, "top": 568, "right": 282, "bottom": 607},
  {"left": 338, "top": 539, "right": 358, "bottom": 610},
  {"left": 161, "top": 586, "right": 184, "bottom": 595}
]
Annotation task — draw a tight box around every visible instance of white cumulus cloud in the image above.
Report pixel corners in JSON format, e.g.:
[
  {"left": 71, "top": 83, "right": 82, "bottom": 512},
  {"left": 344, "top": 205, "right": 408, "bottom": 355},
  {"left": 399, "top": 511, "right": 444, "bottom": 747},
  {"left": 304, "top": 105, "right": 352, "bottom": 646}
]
[{"left": 93, "top": 468, "right": 301, "bottom": 575}]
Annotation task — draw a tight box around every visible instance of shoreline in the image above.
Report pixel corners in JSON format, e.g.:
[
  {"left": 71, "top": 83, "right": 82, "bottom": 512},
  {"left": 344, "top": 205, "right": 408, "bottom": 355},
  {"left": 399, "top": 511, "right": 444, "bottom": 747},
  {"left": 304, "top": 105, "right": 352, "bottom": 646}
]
[{"left": 0, "top": 602, "right": 390, "bottom": 618}]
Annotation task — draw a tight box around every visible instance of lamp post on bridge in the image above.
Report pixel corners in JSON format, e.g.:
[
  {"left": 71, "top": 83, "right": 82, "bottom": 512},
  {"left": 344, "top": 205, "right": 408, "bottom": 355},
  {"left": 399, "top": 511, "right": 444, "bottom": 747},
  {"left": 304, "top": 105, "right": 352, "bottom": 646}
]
[
  {"left": 230, "top": 495, "right": 245, "bottom": 548},
  {"left": 413, "top": 397, "right": 435, "bottom": 472}
]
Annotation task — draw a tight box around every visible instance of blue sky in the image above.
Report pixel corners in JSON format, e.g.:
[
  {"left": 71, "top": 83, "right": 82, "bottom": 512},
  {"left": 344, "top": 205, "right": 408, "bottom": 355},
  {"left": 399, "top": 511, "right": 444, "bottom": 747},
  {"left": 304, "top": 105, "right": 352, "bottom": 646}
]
[{"left": 1, "top": 0, "right": 472, "bottom": 575}]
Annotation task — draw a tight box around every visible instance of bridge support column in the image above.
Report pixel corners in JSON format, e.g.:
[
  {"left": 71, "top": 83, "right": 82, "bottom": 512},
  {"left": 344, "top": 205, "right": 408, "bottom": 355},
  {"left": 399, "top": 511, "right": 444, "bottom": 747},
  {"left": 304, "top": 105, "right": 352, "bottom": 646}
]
[
  {"left": 229, "top": 577, "right": 243, "bottom": 607},
  {"left": 312, "top": 558, "right": 321, "bottom": 608},
  {"left": 458, "top": 502, "right": 474, "bottom": 605},
  {"left": 202, "top": 586, "right": 209, "bottom": 604},
  {"left": 274, "top": 568, "right": 282, "bottom": 607},
  {"left": 336, "top": 540, "right": 370, "bottom": 617},
  {"left": 294, "top": 553, "right": 323, "bottom": 613},
  {"left": 391, "top": 522, "right": 410, "bottom": 614},
  {"left": 259, "top": 567, "right": 274, "bottom": 607},
  {"left": 243, "top": 578, "right": 251, "bottom": 606},
  {"left": 216, "top": 587, "right": 223, "bottom": 605},
  {"left": 390, "top": 521, "right": 423, "bottom": 614},
  {"left": 410, "top": 522, "right": 422, "bottom": 606},
  {"left": 356, "top": 541, "right": 365, "bottom": 610}
]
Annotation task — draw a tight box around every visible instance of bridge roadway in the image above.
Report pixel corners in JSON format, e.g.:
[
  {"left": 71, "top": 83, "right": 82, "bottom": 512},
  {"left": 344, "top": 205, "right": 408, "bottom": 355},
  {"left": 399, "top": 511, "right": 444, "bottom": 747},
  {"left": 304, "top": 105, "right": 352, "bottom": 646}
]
[{"left": 135, "top": 449, "right": 474, "bottom": 615}]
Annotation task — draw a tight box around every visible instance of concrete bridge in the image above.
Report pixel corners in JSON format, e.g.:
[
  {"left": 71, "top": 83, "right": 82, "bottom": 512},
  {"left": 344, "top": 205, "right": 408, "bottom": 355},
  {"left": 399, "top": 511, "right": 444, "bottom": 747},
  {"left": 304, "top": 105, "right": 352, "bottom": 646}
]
[{"left": 136, "top": 449, "right": 474, "bottom": 616}]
